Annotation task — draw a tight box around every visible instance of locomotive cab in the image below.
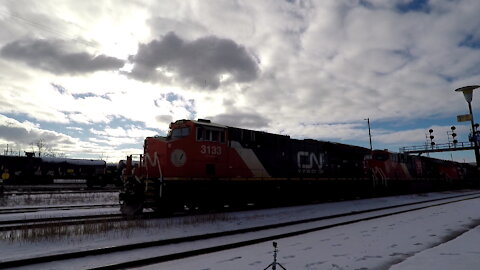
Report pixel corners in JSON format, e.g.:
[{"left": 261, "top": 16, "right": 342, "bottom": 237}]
[
  {"left": 119, "top": 119, "right": 229, "bottom": 215},
  {"left": 159, "top": 119, "right": 228, "bottom": 178}
]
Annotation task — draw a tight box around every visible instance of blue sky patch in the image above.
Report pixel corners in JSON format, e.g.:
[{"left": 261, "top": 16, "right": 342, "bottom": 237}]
[
  {"left": 396, "top": 0, "right": 430, "bottom": 13},
  {"left": 459, "top": 34, "right": 480, "bottom": 49}
]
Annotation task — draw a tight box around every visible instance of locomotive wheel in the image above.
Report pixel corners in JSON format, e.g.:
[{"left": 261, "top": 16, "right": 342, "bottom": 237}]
[{"left": 120, "top": 200, "right": 143, "bottom": 216}]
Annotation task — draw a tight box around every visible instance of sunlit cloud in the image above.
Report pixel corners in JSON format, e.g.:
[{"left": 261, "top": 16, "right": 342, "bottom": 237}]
[{"left": 0, "top": 0, "right": 479, "bottom": 163}]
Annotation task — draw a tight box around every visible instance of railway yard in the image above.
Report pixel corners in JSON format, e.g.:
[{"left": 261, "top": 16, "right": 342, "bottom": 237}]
[
  {"left": 0, "top": 187, "right": 479, "bottom": 269},
  {"left": 3, "top": 1, "right": 480, "bottom": 269}
]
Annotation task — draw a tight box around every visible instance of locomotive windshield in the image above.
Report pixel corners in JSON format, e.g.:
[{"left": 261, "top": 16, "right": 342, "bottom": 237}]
[{"left": 171, "top": 127, "right": 190, "bottom": 138}]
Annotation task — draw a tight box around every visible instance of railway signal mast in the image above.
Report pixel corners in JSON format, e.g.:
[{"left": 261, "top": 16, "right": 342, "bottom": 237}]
[
  {"left": 399, "top": 86, "right": 480, "bottom": 168},
  {"left": 455, "top": 85, "right": 480, "bottom": 167}
]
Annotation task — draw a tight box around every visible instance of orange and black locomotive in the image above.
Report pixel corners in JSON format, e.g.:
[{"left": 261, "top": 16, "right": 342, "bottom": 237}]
[{"left": 119, "top": 119, "right": 477, "bottom": 215}]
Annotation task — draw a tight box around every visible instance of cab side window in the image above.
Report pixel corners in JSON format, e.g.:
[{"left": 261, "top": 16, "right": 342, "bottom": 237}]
[
  {"left": 196, "top": 127, "right": 204, "bottom": 140},
  {"left": 172, "top": 127, "right": 190, "bottom": 138},
  {"left": 373, "top": 153, "right": 388, "bottom": 161},
  {"left": 196, "top": 126, "right": 225, "bottom": 143}
]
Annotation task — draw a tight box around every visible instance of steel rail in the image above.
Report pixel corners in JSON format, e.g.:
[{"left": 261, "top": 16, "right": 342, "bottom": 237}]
[
  {"left": 0, "top": 213, "right": 125, "bottom": 232},
  {"left": 92, "top": 193, "right": 480, "bottom": 270},
  {"left": 0, "top": 192, "right": 479, "bottom": 269},
  {"left": 2, "top": 189, "right": 118, "bottom": 196},
  {"left": 0, "top": 203, "right": 119, "bottom": 214}
]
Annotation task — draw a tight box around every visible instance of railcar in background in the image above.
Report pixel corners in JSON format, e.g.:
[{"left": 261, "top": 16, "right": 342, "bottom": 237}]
[
  {"left": 105, "top": 162, "right": 124, "bottom": 187},
  {"left": 0, "top": 154, "right": 109, "bottom": 187}
]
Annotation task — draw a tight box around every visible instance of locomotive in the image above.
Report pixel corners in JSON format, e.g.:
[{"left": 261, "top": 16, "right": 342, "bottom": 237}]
[
  {"left": 119, "top": 119, "right": 477, "bottom": 215},
  {"left": 365, "top": 149, "right": 475, "bottom": 191},
  {"left": 0, "top": 153, "right": 115, "bottom": 187}
]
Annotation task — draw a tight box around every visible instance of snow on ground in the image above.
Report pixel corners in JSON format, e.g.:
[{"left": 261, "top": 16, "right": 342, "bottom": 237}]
[
  {"left": 0, "top": 191, "right": 118, "bottom": 207},
  {"left": 390, "top": 226, "right": 480, "bottom": 270},
  {"left": 1, "top": 190, "right": 480, "bottom": 269},
  {"left": 0, "top": 190, "right": 119, "bottom": 222},
  {"left": 136, "top": 191, "right": 480, "bottom": 270}
]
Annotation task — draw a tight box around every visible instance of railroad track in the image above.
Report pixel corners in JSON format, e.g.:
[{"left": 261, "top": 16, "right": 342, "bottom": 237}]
[
  {"left": 0, "top": 203, "right": 119, "bottom": 214},
  {"left": 0, "top": 213, "right": 125, "bottom": 232},
  {"left": 2, "top": 188, "right": 119, "bottom": 196},
  {"left": 1, "top": 191, "right": 479, "bottom": 269}
]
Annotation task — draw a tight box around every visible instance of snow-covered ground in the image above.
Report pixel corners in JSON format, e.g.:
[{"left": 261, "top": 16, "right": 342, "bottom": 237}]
[
  {"left": 139, "top": 192, "right": 480, "bottom": 270},
  {"left": 390, "top": 227, "right": 480, "bottom": 270},
  {"left": 1, "top": 190, "right": 480, "bottom": 269},
  {"left": 0, "top": 191, "right": 118, "bottom": 207}
]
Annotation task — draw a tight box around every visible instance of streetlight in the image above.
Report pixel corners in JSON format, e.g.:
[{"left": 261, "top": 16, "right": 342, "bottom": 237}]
[
  {"left": 455, "top": 85, "right": 480, "bottom": 167},
  {"left": 364, "top": 118, "right": 372, "bottom": 151}
]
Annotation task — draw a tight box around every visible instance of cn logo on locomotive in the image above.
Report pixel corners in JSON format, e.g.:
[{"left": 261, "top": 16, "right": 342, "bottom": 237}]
[
  {"left": 171, "top": 149, "right": 187, "bottom": 167},
  {"left": 297, "top": 151, "right": 324, "bottom": 173}
]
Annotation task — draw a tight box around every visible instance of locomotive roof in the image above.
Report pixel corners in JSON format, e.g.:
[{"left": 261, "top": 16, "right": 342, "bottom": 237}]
[
  {"left": 191, "top": 119, "right": 227, "bottom": 129},
  {"left": 171, "top": 119, "right": 227, "bottom": 129}
]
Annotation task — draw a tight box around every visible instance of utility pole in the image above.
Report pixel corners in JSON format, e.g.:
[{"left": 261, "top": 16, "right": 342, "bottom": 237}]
[{"left": 365, "top": 118, "right": 373, "bottom": 151}]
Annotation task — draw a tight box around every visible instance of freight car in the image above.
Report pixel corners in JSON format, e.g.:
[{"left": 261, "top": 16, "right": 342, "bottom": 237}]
[
  {"left": 0, "top": 154, "right": 109, "bottom": 187},
  {"left": 119, "top": 119, "right": 476, "bottom": 215}
]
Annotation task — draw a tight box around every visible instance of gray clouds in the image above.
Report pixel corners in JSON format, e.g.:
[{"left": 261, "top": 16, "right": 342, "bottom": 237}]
[
  {"left": 126, "top": 32, "right": 259, "bottom": 89},
  {"left": 0, "top": 117, "right": 75, "bottom": 147},
  {"left": 0, "top": 38, "right": 125, "bottom": 74},
  {"left": 210, "top": 111, "right": 269, "bottom": 130},
  {"left": 2, "top": 0, "right": 480, "bottom": 162}
]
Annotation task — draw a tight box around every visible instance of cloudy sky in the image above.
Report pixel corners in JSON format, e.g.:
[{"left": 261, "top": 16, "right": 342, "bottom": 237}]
[{"left": 1, "top": 0, "right": 480, "bottom": 163}]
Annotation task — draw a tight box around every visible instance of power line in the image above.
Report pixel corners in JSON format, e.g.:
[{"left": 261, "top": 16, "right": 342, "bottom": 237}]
[{"left": 0, "top": 8, "right": 97, "bottom": 49}]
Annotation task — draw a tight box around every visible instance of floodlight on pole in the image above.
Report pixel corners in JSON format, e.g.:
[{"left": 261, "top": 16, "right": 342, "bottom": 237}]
[{"left": 454, "top": 85, "right": 480, "bottom": 167}]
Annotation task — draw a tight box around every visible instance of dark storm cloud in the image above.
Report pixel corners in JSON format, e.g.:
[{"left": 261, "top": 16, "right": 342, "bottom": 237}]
[
  {"left": 0, "top": 38, "right": 125, "bottom": 74},
  {"left": 127, "top": 32, "right": 259, "bottom": 89}
]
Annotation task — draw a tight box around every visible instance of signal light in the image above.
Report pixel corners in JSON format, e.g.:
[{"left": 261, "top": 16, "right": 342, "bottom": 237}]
[
  {"left": 430, "top": 135, "right": 434, "bottom": 140},
  {"left": 451, "top": 126, "right": 456, "bottom": 131},
  {"left": 431, "top": 142, "right": 435, "bottom": 146},
  {"left": 452, "top": 132, "right": 457, "bottom": 138},
  {"left": 453, "top": 139, "right": 458, "bottom": 144}
]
